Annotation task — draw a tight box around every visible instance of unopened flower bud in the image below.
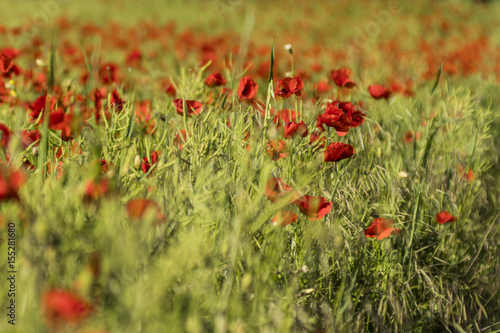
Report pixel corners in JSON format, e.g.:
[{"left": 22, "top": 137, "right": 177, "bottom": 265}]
[{"left": 134, "top": 155, "right": 141, "bottom": 169}]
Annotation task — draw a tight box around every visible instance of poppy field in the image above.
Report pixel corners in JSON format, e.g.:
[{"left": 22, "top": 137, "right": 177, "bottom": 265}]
[{"left": 1, "top": 0, "right": 500, "bottom": 332}]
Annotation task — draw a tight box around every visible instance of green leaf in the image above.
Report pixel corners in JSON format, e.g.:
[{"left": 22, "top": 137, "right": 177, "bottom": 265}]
[
  {"left": 431, "top": 62, "right": 443, "bottom": 95},
  {"left": 268, "top": 38, "right": 275, "bottom": 83}
]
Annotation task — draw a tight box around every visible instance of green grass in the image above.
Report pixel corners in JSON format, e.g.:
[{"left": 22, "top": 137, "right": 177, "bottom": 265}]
[{"left": 0, "top": 0, "right": 499, "bottom": 332}]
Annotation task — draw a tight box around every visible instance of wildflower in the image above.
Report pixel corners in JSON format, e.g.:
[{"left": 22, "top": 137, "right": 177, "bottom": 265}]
[
  {"left": 368, "top": 85, "right": 392, "bottom": 100},
  {"left": 316, "top": 102, "right": 351, "bottom": 136},
  {"left": 324, "top": 142, "right": 355, "bottom": 162},
  {"left": 272, "top": 210, "right": 298, "bottom": 227},
  {"left": 173, "top": 99, "right": 203, "bottom": 117},
  {"left": 273, "top": 109, "right": 300, "bottom": 126},
  {"left": 266, "top": 139, "right": 289, "bottom": 160},
  {"left": 83, "top": 178, "right": 109, "bottom": 202},
  {"left": 126, "top": 199, "right": 165, "bottom": 224},
  {"left": 294, "top": 195, "right": 332, "bottom": 221},
  {"left": 141, "top": 151, "right": 159, "bottom": 173},
  {"left": 204, "top": 71, "right": 227, "bottom": 87},
  {"left": 275, "top": 76, "right": 304, "bottom": 98},
  {"left": 42, "top": 289, "right": 92, "bottom": 327},
  {"left": 237, "top": 76, "right": 258, "bottom": 101},
  {"left": 436, "top": 211, "right": 456, "bottom": 224},
  {"left": 0, "top": 123, "right": 11, "bottom": 148},
  {"left": 21, "top": 130, "right": 41, "bottom": 148},
  {"left": 0, "top": 167, "right": 25, "bottom": 201},
  {"left": 330, "top": 68, "right": 356, "bottom": 88},
  {"left": 265, "top": 178, "right": 300, "bottom": 203},
  {"left": 364, "top": 217, "right": 401, "bottom": 239},
  {"left": 284, "top": 121, "right": 308, "bottom": 139}
]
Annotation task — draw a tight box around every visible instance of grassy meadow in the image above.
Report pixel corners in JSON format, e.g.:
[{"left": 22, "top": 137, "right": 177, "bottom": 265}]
[{"left": 0, "top": 0, "right": 499, "bottom": 332}]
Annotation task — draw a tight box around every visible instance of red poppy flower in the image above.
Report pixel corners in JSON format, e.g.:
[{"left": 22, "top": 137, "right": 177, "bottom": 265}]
[
  {"left": 390, "top": 80, "right": 415, "bottom": 97},
  {"left": 346, "top": 108, "right": 365, "bottom": 128},
  {"left": 173, "top": 99, "right": 203, "bottom": 117},
  {"left": 83, "top": 178, "right": 109, "bottom": 202},
  {"left": 264, "top": 178, "right": 300, "bottom": 203},
  {"left": 90, "top": 159, "right": 113, "bottom": 173},
  {"left": 21, "top": 130, "right": 41, "bottom": 148},
  {"left": 125, "top": 49, "right": 142, "bottom": 67},
  {"left": 273, "top": 109, "right": 300, "bottom": 126},
  {"left": 99, "top": 62, "right": 119, "bottom": 84},
  {"left": 173, "top": 130, "right": 189, "bottom": 150},
  {"left": 0, "top": 167, "right": 25, "bottom": 202},
  {"left": 42, "top": 289, "right": 92, "bottom": 327},
  {"left": 316, "top": 102, "right": 351, "bottom": 136},
  {"left": 364, "top": 217, "right": 401, "bottom": 239},
  {"left": 49, "top": 111, "right": 75, "bottom": 141},
  {"left": 28, "top": 95, "right": 50, "bottom": 121},
  {"left": 110, "top": 90, "right": 126, "bottom": 112},
  {"left": 324, "top": 142, "right": 355, "bottom": 162},
  {"left": 135, "top": 100, "right": 155, "bottom": 134},
  {"left": 126, "top": 199, "right": 165, "bottom": 224},
  {"left": 0, "top": 123, "right": 11, "bottom": 148},
  {"left": 204, "top": 71, "right": 227, "bottom": 87},
  {"left": 284, "top": 121, "right": 308, "bottom": 139},
  {"left": 0, "top": 51, "right": 14, "bottom": 74},
  {"left": 237, "top": 76, "right": 258, "bottom": 101},
  {"left": 369, "top": 85, "right": 392, "bottom": 100},
  {"left": 275, "top": 76, "right": 304, "bottom": 98},
  {"left": 163, "top": 80, "right": 176, "bottom": 97},
  {"left": 403, "top": 131, "right": 421, "bottom": 144},
  {"left": 294, "top": 195, "right": 332, "bottom": 221},
  {"left": 141, "top": 151, "right": 159, "bottom": 173},
  {"left": 266, "top": 139, "right": 289, "bottom": 160},
  {"left": 309, "top": 131, "right": 326, "bottom": 149},
  {"left": 330, "top": 69, "right": 356, "bottom": 88},
  {"left": 315, "top": 81, "right": 331, "bottom": 94},
  {"left": 436, "top": 211, "right": 456, "bottom": 224},
  {"left": 272, "top": 210, "right": 298, "bottom": 227}
]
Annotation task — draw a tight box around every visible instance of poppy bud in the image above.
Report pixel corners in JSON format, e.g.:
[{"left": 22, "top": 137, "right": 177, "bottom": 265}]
[{"left": 134, "top": 155, "right": 141, "bottom": 169}]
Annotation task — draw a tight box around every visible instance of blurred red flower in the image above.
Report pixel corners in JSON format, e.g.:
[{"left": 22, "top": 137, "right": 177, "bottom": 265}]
[
  {"left": 324, "top": 142, "right": 355, "bottom": 162},
  {"left": 364, "top": 217, "right": 401, "bottom": 239},
  {"left": 141, "top": 151, "right": 160, "bottom": 173},
  {"left": 0, "top": 48, "right": 21, "bottom": 77},
  {"left": 110, "top": 90, "right": 126, "bottom": 112},
  {"left": 99, "top": 62, "right": 120, "bottom": 84},
  {"left": 0, "top": 51, "right": 14, "bottom": 73},
  {"left": 294, "top": 195, "right": 332, "bottom": 221},
  {"left": 125, "top": 49, "right": 142, "bottom": 67},
  {"left": 273, "top": 109, "right": 300, "bottom": 126},
  {"left": 0, "top": 167, "right": 25, "bottom": 202},
  {"left": 275, "top": 76, "right": 304, "bottom": 98},
  {"left": 309, "top": 131, "right": 326, "bottom": 150},
  {"left": 21, "top": 130, "right": 41, "bottom": 148},
  {"left": 403, "top": 131, "right": 421, "bottom": 144},
  {"left": 42, "top": 289, "right": 92, "bottom": 327},
  {"left": 173, "top": 130, "right": 189, "bottom": 150},
  {"left": 436, "top": 211, "right": 456, "bottom": 224},
  {"left": 272, "top": 210, "right": 298, "bottom": 227},
  {"left": 83, "top": 178, "right": 109, "bottom": 202},
  {"left": 0, "top": 123, "right": 11, "bottom": 148},
  {"left": 204, "top": 71, "right": 227, "bottom": 87},
  {"left": 284, "top": 121, "right": 308, "bottom": 139},
  {"left": 126, "top": 199, "right": 165, "bottom": 224},
  {"left": 330, "top": 69, "right": 356, "bottom": 88},
  {"left": 265, "top": 178, "right": 300, "bottom": 203},
  {"left": 316, "top": 102, "right": 351, "bottom": 136},
  {"left": 266, "top": 139, "right": 288, "bottom": 160},
  {"left": 369, "top": 85, "right": 392, "bottom": 100},
  {"left": 237, "top": 76, "right": 258, "bottom": 101},
  {"left": 173, "top": 99, "right": 203, "bottom": 117}
]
